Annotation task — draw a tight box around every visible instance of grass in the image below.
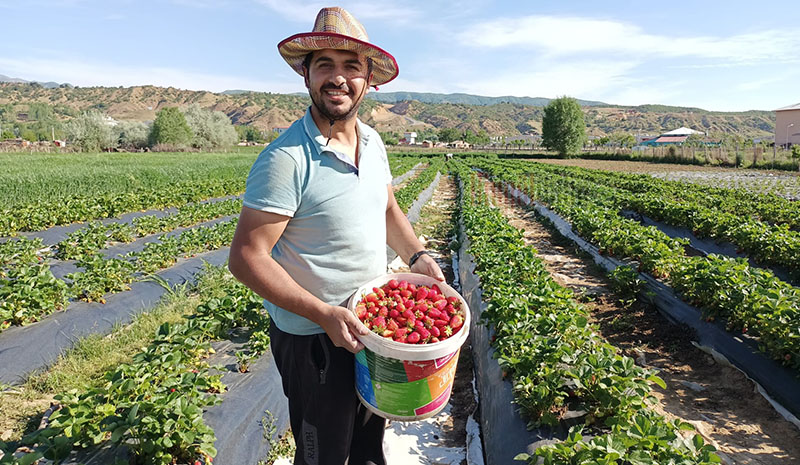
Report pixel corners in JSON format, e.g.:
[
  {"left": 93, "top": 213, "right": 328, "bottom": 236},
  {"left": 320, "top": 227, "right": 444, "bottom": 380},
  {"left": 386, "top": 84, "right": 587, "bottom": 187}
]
[
  {"left": 0, "top": 151, "right": 257, "bottom": 208},
  {"left": 0, "top": 264, "right": 233, "bottom": 442}
]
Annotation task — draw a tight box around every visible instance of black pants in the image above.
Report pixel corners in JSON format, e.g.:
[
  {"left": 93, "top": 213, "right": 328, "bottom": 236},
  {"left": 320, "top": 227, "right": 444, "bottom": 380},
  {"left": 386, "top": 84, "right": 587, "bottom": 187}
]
[{"left": 270, "top": 322, "right": 387, "bottom": 465}]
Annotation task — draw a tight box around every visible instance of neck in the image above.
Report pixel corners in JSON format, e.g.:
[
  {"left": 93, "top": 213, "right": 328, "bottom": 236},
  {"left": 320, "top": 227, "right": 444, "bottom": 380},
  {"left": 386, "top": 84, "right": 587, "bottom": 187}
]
[{"left": 310, "top": 106, "right": 359, "bottom": 146}]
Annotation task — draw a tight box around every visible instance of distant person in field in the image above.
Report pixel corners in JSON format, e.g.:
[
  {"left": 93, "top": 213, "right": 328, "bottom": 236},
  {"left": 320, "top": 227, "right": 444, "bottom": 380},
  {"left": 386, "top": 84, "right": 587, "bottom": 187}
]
[{"left": 228, "top": 6, "right": 444, "bottom": 465}]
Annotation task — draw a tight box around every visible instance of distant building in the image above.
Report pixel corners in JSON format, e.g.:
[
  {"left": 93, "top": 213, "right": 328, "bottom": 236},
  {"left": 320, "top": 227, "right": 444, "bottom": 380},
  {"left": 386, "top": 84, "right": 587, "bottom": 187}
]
[
  {"left": 403, "top": 131, "right": 417, "bottom": 144},
  {"left": 639, "top": 127, "right": 705, "bottom": 146},
  {"left": 449, "top": 140, "right": 470, "bottom": 149},
  {"left": 775, "top": 103, "right": 800, "bottom": 148},
  {"left": 421, "top": 140, "right": 433, "bottom": 148},
  {"left": 273, "top": 126, "right": 290, "bottom": 134}
]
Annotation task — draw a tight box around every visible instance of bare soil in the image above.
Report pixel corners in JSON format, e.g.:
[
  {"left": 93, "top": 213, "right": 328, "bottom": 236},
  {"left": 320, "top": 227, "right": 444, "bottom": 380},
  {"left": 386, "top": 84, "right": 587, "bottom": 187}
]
[
  {"left": 483, "top": 179, "right": 800, "bottom": 465},
  {"left": 387, "top": 174, "right": 474, "bottom": 464}
]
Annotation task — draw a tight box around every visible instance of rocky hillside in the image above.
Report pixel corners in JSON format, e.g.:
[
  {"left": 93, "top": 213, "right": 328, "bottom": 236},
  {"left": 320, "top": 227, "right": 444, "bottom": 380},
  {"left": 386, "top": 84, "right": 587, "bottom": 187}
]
[{"left": 0, "top": 82, "right": 776, "bottom": 138}]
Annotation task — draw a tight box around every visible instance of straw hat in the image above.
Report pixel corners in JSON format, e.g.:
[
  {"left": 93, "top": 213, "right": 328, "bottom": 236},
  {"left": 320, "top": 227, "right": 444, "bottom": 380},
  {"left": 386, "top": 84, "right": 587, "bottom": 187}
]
[{"left": 278, "top": 6, "right": 399, "bottom": 86}]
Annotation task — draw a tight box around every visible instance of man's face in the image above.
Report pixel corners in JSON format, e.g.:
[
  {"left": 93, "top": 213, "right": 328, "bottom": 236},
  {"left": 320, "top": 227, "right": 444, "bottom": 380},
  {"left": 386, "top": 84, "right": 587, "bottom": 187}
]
[{"left": 304, "top": 49, "right": 371, "bottom": 121}]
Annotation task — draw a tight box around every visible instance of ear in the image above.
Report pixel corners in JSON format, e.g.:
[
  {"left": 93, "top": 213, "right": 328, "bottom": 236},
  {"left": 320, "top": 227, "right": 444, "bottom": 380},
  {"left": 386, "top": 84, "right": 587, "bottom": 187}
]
[{"left": 303, "top": 67, "right": 310, "bottom": 89}]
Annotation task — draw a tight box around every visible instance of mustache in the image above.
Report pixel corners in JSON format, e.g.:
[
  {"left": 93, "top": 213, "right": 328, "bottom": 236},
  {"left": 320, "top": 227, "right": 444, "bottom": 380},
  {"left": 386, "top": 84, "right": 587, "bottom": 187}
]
[{"left": 321, "top": 84, "right": 350, "bottom": 93}]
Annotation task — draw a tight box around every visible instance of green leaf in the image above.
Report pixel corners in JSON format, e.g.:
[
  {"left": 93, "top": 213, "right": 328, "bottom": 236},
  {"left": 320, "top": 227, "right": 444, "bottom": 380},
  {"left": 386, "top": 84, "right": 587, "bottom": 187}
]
[{"left": 646, "top": 374, "right": 666, "bottom": 389}]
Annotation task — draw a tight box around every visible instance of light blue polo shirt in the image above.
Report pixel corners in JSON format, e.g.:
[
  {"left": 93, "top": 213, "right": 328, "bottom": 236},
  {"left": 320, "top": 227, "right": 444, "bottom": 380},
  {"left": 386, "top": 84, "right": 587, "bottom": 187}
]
[{"left": 243, "top": 108, "right": 392, "bottom": 335}]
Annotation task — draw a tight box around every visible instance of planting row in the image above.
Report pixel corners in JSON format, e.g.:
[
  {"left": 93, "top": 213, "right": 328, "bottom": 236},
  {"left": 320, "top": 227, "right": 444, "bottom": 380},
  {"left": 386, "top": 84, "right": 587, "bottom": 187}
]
[
  {"left": 524, "top": 162, "right": 800, "bottom": 279},
  {"left": 0, "top": 272, "right": 270, "bottom": 465},
  {"left": 0, "top": 176, "right": 246, "bottom": 237},
  {"left": 394, "top": 160, "right": 444, "bottom": 212},
  {"left": 454, "top": 164, "right": 720, "bottom": 464},
  {"left": 1, "top": 218, "right": 237, "bottom": 332},
  {"left": 533, "top": 162, "right": 800, "bottom": 229},
  {"left": 477, "top": 158, "right": 800, "bottom": 373},
  {"left": 388, "top": 156, "right": 422, "bottom": 180},
  {"left": 1, "top": 198, "right": 242, "bottom": 267}
]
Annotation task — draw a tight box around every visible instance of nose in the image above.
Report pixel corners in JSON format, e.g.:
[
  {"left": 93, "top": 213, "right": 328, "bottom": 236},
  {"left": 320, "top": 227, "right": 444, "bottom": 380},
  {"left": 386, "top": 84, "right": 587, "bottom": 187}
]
[{"left": 330, "top": 73, "right": 346, "bottom": 86}]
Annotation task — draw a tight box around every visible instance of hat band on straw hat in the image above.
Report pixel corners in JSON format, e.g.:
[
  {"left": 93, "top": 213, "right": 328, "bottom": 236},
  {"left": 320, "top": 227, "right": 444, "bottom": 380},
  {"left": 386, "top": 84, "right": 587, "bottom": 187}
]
[{"left": 277, "top": 7, "right": 398, "bottom": 86}]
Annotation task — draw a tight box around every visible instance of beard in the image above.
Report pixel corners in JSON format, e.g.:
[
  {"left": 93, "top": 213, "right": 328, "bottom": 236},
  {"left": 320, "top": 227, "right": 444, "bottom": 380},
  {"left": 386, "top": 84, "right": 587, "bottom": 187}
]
[{"left": 309, "top": 83, "right": 365, "bottom": 122}]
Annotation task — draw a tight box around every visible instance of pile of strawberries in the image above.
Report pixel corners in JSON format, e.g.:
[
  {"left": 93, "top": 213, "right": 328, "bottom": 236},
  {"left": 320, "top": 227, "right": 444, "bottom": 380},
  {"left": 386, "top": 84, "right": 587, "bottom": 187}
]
[{"left": 355, "top": 278, "right": 465, "bottom": 344}]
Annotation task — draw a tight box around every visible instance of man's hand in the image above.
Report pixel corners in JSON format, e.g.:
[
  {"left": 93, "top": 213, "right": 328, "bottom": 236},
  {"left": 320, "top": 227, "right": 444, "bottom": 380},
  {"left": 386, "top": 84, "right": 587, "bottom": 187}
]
[
  {"left": 410, "top": 253, "right": 445, "bottom": 282},
  {"left": 319, "top": 305, "right": 369, "bottom": 353}
]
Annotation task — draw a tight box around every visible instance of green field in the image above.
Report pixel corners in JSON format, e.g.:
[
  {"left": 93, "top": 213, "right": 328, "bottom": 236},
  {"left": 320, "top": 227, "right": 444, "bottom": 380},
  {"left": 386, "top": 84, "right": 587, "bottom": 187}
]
[{"left": 0, "top": 151, "right": 259, "bottom": 208}]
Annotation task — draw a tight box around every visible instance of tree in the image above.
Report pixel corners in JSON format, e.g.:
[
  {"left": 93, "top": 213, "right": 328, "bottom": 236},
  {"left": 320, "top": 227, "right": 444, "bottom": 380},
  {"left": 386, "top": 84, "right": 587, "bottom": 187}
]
[
  {"left": 541, "top": 96, "right": 586, "bottom": 156},
  {"left": 183, "top": 104, "right": 237, "bottom": 149},
  {"left": 117, "top": 120, "right": 150, "bottom": 150},
  {"left": 1, "top": 128, "right": 14, "bottom": 140},
  {"left": 64, "top": 110, "right": 118, "bottom": 151},
  {"left": 235, "top": 125, "right": 266, "bottom": 143},
  {"left": 609, "top": 132, "right": 636, "bottom": 148},
  {"left": 149, "top": 107, "right": 192, "bottom": 148},
  {"left": 438, "top": 127, "right": 460, "bottom": 143},
  {"left": 379, "top": 131, "right": 399, "bottom": 146}
]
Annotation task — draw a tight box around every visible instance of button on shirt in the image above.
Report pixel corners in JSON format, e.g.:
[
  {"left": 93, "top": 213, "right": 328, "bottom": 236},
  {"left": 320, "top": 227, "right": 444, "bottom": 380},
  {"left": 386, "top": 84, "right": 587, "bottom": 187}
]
[{"left": 243, "top": 108, "right": 392, "bottom": 335}]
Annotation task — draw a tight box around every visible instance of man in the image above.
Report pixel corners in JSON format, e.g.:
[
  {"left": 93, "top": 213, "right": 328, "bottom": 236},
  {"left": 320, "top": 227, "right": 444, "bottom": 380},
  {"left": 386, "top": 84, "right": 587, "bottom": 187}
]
[{"left": 228, "top": 6, "right": 444, "bottom": 465}]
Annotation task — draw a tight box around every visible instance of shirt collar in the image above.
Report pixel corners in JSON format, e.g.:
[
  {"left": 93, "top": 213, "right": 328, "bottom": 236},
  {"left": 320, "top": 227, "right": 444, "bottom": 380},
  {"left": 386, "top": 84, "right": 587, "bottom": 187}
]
[{"left": 302, "top": 107, "right": 370, "bottom": 171}]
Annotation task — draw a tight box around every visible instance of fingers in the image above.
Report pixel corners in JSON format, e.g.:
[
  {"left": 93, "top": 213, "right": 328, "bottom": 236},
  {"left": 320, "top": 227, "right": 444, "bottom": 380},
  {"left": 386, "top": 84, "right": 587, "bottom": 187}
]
[
  {"left": 323, "top": 305, "right": 367, "bottom": 354},
  {"left": 411, "top": 254, "right": 446, "bottom": 282}
]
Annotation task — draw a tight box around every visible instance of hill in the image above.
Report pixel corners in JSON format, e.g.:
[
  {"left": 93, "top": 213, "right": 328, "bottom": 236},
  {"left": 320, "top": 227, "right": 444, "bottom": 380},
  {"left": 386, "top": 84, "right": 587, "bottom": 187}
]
[
  {"left": 0, "top": 82, "right": 776, "bottom": 139},
  {"left": 365, "top": 91, "right": 608, "bottom": 107}
]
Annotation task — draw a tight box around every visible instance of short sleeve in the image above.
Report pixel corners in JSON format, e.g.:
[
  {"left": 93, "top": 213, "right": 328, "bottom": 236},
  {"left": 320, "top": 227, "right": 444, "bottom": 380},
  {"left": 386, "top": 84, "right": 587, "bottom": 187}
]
[
  {"left": 377, "top": 140, "right": 392, "bottom": 185},
  {"left": 243, "top": 149, "right": 302, "bottom": 217}
]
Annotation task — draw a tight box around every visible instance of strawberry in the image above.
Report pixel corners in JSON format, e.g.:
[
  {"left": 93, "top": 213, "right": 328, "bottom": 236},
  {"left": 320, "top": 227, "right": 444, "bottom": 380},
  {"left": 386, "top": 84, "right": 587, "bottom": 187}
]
[
  {"left": 430, "top": 325, "right": 440, "bottom": 338},
  {"left": 398, "top": 280, "right": 409, "bottom": 290},
  {"left": 389, "top": 309, "right": 400, "bottom": 319},
  {"left": 356, "top": 304, "right": 367, "bottom": 319},
  {"left": 450, "top": 314, "right": 464, "bottom": 330},
  {"left": 387, "top": 279, "right": 400, "bottom": 289},
  {"left": 378, "top": 306, "right": 388, "bottom": 317},
  {"left": 407, "top": 331, "right": 421, "bottom": 344},
  {"left": 419, "top": 327, "right": 431, "bottom": 341},
  {"left": 415, "top": 287, "right": 429, "bottom": 301},
  {"left": 434, "top": 319, "right": 449, "bottom": 327},
  {"left": 365, "top": 293, "right": 379, "bottom": 304}
]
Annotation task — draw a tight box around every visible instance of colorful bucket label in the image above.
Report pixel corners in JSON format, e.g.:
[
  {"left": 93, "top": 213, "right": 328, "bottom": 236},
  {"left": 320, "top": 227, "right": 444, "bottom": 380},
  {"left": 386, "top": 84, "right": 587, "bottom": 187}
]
[{"left": 355, "top": 348, "right": 460, "bottom": 418}]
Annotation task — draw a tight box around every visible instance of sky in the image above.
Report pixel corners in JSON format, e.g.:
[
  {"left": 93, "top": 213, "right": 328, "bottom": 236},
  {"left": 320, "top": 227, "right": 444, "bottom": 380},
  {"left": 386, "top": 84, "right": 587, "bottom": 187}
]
[{"left": 1, "top": 0, "right": 798, "bottom": 112}]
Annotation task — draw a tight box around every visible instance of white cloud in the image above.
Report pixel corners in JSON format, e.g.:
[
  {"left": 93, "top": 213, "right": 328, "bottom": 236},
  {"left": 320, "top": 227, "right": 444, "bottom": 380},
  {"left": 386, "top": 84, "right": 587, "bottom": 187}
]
[
  {"left": 458, "top": 15, "right": 800, "bottom": 64},
  {"left": 252, "top": 0, "right": 421, "bottom": 24},
  {"left": 0, "top": 56, "right": 300, "bottom": 94},
  {"left": 449, "top": 59, "right": 642, "bottom": 100}
]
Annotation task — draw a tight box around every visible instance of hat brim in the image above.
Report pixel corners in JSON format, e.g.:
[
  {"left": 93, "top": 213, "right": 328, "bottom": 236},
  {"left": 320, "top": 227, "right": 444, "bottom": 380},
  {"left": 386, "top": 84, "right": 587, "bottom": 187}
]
[{"left": 278, "top": 32, "right": 399, "bottom": 86}]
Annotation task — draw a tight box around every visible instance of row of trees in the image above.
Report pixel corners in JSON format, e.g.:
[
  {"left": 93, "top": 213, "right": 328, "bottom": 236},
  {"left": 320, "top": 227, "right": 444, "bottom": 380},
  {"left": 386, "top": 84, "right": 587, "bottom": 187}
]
[{"left": 64, "top": 105, "right": 237, "bottom": 151}]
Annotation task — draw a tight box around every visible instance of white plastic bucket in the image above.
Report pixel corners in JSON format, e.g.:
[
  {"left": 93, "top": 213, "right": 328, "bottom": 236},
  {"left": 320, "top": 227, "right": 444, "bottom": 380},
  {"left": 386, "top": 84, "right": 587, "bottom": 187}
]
[{"left": 347, "top": 273, "right": 470, "bottom": 421}]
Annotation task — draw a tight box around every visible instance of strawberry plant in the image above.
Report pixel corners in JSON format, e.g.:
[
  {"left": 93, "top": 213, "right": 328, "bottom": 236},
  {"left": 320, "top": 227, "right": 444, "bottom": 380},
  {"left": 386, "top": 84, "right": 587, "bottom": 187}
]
[
  {"left": 6, "top": 272, "right": 269, "bottom": 465},
  {"left": 450, "top": 163, "right": 718, "bottom": 463},
  {"left": 394, "top": 160, "right": 444, "bottom": 213}
]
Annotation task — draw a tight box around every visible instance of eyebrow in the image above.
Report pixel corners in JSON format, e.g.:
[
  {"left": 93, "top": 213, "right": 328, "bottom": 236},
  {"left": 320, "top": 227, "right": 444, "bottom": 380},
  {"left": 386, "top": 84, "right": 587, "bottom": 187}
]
[{"left": 313, "top": 56, "right": 363, "bottom": 67}]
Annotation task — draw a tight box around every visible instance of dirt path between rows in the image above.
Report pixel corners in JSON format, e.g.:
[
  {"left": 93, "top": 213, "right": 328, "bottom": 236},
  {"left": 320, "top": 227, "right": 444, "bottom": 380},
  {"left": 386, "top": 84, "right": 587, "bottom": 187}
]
[
  {"left": 385, "top": 174, "right": 475, "bottom": 465},
  {"left": 482, "top": 179, "right": 800, "bottom": 465}
]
